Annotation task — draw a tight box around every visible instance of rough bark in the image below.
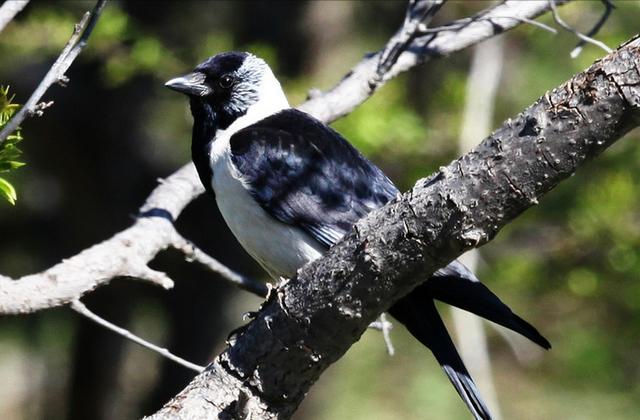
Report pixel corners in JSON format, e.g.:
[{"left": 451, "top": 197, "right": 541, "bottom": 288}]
[
  {"left": 148, "top": 36, "right": 640, "bottom": 420},
  {"left": 452, "top": 34, "right": 505, "bottom": 420}
]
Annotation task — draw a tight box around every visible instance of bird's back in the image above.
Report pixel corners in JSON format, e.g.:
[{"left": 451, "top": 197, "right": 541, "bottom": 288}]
[{"left": 210, "top": 108, "right": 398, "bottom": 279}]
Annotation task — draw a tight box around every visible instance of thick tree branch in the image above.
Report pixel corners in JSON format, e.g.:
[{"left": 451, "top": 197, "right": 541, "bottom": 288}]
[
  {"left": 148, "top": 36, "right": 640, "bottom": 420},
  {"left": 451, "top": 35, "right": 506, "bottom": 419},
  {"left": 0, "top": 0, "right": 107, "bottom": 147},
  {"left": 0, "top": 165, "right": 197, "bottom": 313},
  {"left": 0, "top": 0, "right": 562, "bottom": 315}
]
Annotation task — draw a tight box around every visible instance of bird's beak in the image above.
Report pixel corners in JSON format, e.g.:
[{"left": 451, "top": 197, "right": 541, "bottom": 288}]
[{"left": 164, "top": 72, "right": 211, "bottom": 97}]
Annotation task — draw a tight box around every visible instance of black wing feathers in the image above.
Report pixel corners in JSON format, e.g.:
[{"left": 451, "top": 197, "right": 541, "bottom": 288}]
[{"left": 230, "top": 109, "right": 398, "bottom": 248}]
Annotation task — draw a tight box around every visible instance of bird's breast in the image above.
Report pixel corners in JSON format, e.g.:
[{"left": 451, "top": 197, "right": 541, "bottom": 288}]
[{"left": 209, "top": 138, "right": 324, "bottom": 280}]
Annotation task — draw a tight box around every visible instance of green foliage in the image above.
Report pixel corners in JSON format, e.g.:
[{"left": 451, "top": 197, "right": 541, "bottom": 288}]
[
  {"left": 88, "top": 6, "right": 185, "bottom": 86},
  {"left": 332, "top": 77, "right": 430, "bottom": 188},
  {"left": 0, "top": 86, "right": 23, "bottom": 205},
  {"left": 333, "top": 85, "right": 427, "bottom": 157},
  {"left": 0, "top": 5, "right": 184, "bottom": 87}
]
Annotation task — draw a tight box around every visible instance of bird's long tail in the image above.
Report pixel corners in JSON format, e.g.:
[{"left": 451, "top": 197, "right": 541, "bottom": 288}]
[
  {"left": 388, "top": 259, "right": 552, "bottom": 420},
  {"left": 428, "top": 260, "right": 551, "bottom": 349},
  {"left": 388, "top": 298, "right": 493, "bottom": 420}
]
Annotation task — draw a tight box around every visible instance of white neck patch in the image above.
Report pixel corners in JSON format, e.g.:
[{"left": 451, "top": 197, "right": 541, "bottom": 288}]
[{"left": 226, "top": 57, "right": 290, "bottom": 134}]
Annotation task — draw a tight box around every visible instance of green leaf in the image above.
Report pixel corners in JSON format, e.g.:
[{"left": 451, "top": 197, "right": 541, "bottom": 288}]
[
  {"left": 0, "top": 177, "right": 17, "bottom": 204},
  {"left": 0, "top": 145, "right": 22, "bottom": 161},
  {"left": 0, "top": 160, "right": 25, "bottom": 172},
  {"left": 0, "top": 86, "right": 25, "bottom": 199}
]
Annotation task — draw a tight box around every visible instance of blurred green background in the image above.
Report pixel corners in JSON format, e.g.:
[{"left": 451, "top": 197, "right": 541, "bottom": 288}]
[{"left": 0, "top": 1, "right": 638, "bottom": 419}]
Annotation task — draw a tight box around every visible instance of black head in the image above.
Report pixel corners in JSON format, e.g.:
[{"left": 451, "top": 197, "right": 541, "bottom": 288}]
[{"left": 165, "top": 51, "right": 272, "bottom": 130}]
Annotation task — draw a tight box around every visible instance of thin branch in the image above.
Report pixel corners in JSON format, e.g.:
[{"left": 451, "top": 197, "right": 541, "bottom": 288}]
[
  {"left": 0, "top": 0, "right": 30, "bottom": 33},
  {"left": 172, "top": 232, "right": 394, "bottom": 344},
  {"left": 171, "top": 233, "right": 269, "bottom": 297},
  {"left": 374, "top": 0, "right": 445, "bottom": 85},
  {"left": 422, "top": 15, "right": 558, "bottom": 35},
  {"left": 70, "top": 300, "right": 204, "bottom": 373},
  {"left": 379, "top": 313, "right": 395, "bottom": 356},
  {"left": 570, "top": 0, "right": 615, "bottom": 58},
  {"left": 0, "top": 0, "right": 107, "bottom": 147},
  {"left": 299, "top": 0, "right": 573, "bottom": 122},
  {"left": 485, "top": 15, "right": 557, "bottom": 35},
  {"left": 549, "top": 0, "right": 612, "bottom": 58}
]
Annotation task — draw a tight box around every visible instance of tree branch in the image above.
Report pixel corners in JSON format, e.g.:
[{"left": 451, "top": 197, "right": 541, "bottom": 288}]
[
  {"left": 299, "top": 0, "right": 570, "bottom": 122},
  {"left": 71, "top": 299, "right": 205, "bottom": 373},
  {"left": 0, "top": 164, "right": 201, "bottom": 314},
  {"left": 147, "top": 35, "right": 640, "bottom": 420},
  {"left": 171, "top": 232, "right": 269, "bottom": 297},
  {"left": 549, "top": 0, "right": 612, "bottom": 58},
  {"left": 374, "top": 0, "right": 444, "bottom": 83},
  {"left": 569, "top": 0, "right": 614, "bottom": 58},
  {"left": 0, "top": 0, "right": 107, "bottom": 147},
  {"left": 452, "top": 34, "right": 506, "bottom": 419},
  {"left": 0, "top": 0, "right": 30, "bottom": 33},
  {"left": 0, "top": 0, "right": 564, "bottom": 316}
]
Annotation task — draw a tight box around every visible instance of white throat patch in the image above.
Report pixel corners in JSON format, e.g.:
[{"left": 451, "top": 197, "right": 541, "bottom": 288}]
[{"left": 227, "top": 56, "right": 290, "bottom": 134}]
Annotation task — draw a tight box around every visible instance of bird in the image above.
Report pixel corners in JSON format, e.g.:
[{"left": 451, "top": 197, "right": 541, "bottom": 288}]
[{"left": 165, "top": 51, "right": 550, "bottom": 420}]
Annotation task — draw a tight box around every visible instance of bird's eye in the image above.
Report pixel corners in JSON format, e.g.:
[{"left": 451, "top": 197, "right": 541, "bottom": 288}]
[{"left": 219, "top": 74, "right": 234, "bottom": 89}]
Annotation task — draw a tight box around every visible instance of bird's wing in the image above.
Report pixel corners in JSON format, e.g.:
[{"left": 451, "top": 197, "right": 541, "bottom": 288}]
[
  {"left": 229, "top": 108, "right": 399, "bottom": 248},
  {"left": 388, "top": 296, "right": 493, "bottom": 420},
  {"left": 430, "top": 260, "right": 551, "bottom": 350}
]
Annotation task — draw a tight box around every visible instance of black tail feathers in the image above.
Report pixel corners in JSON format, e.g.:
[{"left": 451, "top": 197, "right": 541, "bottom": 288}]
[{"left": 387, "top": 260, "right": 551, "bottom": 420}]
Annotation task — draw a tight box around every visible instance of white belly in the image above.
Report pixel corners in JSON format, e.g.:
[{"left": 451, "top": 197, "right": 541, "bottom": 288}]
[{"left": 210, "top": 144, "right": 325, "bottom": 280}]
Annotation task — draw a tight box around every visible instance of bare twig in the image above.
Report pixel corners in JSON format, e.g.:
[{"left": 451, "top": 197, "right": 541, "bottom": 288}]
[
  {"left": 0, "top": 0, "right": 107, "bottom": 147},
  {"left": 570, "top": 0, "right": 615, "bottom": 58},
  {"left": 0, "top": 0, "right": 30, "bottom": 33},
  {"left": 487, "top": 15, "right": 557, "bottom": 35},
  {"left": 171, "top": 234, "right": 269, "bottom": 297},
  {"left": 374, "top": 0, "right": 444, "bottom": 85},
  {"left": 71, "top": 300, "right": 204, "bottom": 372},
  {"left": 549, "top": 0, "right": 612, "bottom": 58},
  {"left": 378, "top": 313, "right": 395, "bottom": 356},
  {"left": 299, "top": 0, "right": 573, "bottom": 122},
  {"left": 419, "top": 14, "right": 558, "bottom": 36}
]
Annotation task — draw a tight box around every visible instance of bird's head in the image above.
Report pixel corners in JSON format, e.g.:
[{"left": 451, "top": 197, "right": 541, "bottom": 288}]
[{"left": 165, "top": 52, "right": 288, "bottom": 131}]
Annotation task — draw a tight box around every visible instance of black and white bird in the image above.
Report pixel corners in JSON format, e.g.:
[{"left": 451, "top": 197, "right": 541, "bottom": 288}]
[{"left": 166, "top": 52, "right": 550, "bottom": 420}]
